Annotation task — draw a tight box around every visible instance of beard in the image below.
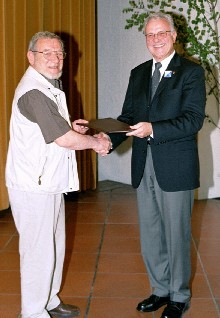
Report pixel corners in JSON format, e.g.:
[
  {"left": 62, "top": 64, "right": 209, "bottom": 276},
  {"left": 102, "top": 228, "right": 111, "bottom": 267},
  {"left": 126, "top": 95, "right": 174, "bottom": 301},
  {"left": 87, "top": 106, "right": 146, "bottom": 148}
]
[
  {"left": 33, "top": 62, "right": 63, "bottom": 80},
  {"left": 43, "top": 69, "right": 63, "bottom": 80}
]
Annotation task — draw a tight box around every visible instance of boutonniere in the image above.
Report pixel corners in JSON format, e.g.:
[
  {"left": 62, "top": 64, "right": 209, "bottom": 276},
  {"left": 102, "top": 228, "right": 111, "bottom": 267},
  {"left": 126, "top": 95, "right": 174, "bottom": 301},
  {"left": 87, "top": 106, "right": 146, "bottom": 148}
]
[{"left": 164, "top": 70, "right": 176, "bottom": 78}]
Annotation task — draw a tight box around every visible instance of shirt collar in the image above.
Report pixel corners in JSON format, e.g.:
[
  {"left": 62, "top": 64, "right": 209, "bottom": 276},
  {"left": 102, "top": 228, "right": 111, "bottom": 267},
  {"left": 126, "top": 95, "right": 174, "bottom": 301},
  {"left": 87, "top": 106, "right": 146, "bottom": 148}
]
[
  {"left": 152, "top": 51, "right": 175, "bottom": 77},
  {"left": 41, "top": 74, "right": 63, "bottom": 90}
]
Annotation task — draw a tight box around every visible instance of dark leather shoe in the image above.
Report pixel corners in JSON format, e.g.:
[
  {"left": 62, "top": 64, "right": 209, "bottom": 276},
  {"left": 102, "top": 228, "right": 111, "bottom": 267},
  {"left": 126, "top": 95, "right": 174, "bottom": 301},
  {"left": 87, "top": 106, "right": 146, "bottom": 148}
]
[
  {"left": 161, "top": 301, "right": 190, "bottom": 318},
  {"left": 49, "top": 302, "right": 80, "bottom": 318},
  {"left": 137, "top": 294, "right": 170, "bottom": 312}
]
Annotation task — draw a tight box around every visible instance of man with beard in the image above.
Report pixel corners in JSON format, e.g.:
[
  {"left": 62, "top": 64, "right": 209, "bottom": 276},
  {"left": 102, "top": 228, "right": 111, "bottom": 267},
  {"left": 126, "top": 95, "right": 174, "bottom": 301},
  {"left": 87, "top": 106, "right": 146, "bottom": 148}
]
[{"left": 6, "top": 31, "right": 110, "bottom": 318}]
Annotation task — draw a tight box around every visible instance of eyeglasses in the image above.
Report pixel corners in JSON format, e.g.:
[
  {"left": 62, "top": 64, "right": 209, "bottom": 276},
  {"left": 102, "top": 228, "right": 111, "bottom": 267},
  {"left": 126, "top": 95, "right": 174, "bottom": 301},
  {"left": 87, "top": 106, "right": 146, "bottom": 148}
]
[
  {"left": 31, "top": 50, "right": 67, "bottom": 60},
  {"left": 145, "top": 31, "right": 172, "bottom": 41}
]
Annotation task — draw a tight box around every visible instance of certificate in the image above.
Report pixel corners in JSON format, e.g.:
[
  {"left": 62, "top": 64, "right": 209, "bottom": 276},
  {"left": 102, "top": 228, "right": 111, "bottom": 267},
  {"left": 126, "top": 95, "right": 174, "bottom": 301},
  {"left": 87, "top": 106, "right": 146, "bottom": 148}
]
[{"left": 76, "top": 117, "right": 131, "bottom": 133}]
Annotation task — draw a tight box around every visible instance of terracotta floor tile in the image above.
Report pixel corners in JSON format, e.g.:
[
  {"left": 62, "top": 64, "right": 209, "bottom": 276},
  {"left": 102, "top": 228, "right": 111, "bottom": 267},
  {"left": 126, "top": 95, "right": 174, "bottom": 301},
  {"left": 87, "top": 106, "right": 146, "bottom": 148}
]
[
  {"left": 71, "top": 211, "right": 106, "bottom": 224},
  {"left": 0, "top": 295, "right": 21, "bottom": 318},
  {"left": 192, "top": 221, "right": 220, "bottom": 239},
  {"left": 110, "top": 200, "right": 137, "bottom": 208},
  {"left": 191, "top": 244, "right": 203, "bottom": 275},
  {"left": 195, "top": 238, "right": 220, "bottom": 256},
  {"left": 64, "top": 252, "right": 98, "bottom": 272},
  {"left": 88, "top": 297, "right": 151, "bottom": 318},
  {"left": 0, "top": 235, "right": 13, "bottom": 249},
  {"left": 76, "top": 191, "right": 110, "bottom": 203},
  {"left": 200, "top": 255, "right": 220, "bottom": 275},
  {"left": 66, "top": 235, "right": 101, "bottom": 253},
  {"left": 101, "top": 236, "right": 141, "bottom": 254},
  {"left": 0, "top": 251, "right": 20, "bottom": 270},
  {"left": 216, "top": 298, "right": 220, "bottom": 312},
  {"left": 98, "top": 253, "right": 146, "bottom": 273},
  {"left": 111, "top": 186, "right": 136, "bottom": 194},
  {"left": 104, "top": 224, "right": 140, "bottom": 237},
  {"left": 92, "top": 273, "right": 151, "bottom": 298},
  {"left": 191, "top": 273, "right": 212, "bottom": 298},
  {"left": 207, "top": 275, "right": 220, "bottom": 298},
  {"left": 0, "top": 222, "right": 17, "bottom": 235},
  {"left": 60, "top": 272, "right": 94, "bottom": 297},
  {"left": 111, "top": 195, "right": 137, "bottom": 204},
  {"left": 110, "top": 200, "right": 138, "bottom": 210},
  {"left": 108, "top": 209, "right": 139, "bottom": 224},
  {"left": 183, "top": 298, "right": 219, "bottom": 318},
  {"left": 0, "top": 271, "right": 20, "bottom": 293},
  {"left": 111, "top": 192, "right": 136, "bottom": 198},
  {"left": 67, "top": 223, "right": 104, "bottom": 237},
  {"left": 0, "top": 182, "right": 220, "bottom": 317},
  {"left": 200, "top": 212, "right": 220, "bottom": 224},
  {"left": 193, "top": 199, "right": 220, "bottom": 213},
  {"left": 66, "top": 201, "right": 108, "bottom": 214}
]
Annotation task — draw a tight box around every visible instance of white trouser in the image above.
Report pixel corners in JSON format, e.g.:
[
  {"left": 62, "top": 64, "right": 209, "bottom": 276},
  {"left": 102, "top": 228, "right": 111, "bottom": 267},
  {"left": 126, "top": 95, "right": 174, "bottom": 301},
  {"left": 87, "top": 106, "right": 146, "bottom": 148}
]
[{"left": 8, "top": 189, "right": 65, "bottom": 318}]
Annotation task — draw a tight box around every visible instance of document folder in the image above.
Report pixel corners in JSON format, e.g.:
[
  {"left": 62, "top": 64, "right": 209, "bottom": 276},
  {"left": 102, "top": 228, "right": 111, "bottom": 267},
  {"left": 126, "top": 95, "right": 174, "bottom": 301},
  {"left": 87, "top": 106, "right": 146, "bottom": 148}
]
[{"left": 76, "top": 118, "right": 131, "bottom": 133}]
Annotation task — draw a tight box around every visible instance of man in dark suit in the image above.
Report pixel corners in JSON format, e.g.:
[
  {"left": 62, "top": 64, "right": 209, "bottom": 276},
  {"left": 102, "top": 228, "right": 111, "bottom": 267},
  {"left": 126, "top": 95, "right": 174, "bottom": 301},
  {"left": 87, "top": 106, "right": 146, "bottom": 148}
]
[{"left": 108, "top": 12, "right": 206, "bottom": 318}]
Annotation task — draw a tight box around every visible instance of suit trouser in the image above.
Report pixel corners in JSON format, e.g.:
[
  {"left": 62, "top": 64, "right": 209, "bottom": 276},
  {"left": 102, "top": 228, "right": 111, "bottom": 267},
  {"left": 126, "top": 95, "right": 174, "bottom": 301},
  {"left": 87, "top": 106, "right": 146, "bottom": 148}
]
[
  {"left": 136, "top": 147, "right": 194, "bottom": 303},
  {"left": 8, "top": 189, "right": 65, "bottom": 318}
]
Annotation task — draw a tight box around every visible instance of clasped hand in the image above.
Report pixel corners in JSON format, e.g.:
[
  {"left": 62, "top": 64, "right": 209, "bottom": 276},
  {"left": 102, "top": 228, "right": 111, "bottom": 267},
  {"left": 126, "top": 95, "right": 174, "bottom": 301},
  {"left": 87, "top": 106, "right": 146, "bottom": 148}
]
[
  {"left": 72, "top": 119, "right": 112, "bottom": 156},
  {"left": 93, "top": 132, "right": 112, "bottom": 156}
]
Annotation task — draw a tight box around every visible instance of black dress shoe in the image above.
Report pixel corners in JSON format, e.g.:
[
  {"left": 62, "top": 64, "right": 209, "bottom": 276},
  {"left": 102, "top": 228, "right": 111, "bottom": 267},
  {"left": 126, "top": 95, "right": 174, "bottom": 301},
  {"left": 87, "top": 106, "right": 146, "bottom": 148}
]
[
  {"left": 137, "top": 294, "right": 170, "bottom": 312},
  {"left": 161, "top": 301, "right": 190, "bottom": 318},
  {"left": 49, "top": 302, "right": 80, "bottom": 318}
]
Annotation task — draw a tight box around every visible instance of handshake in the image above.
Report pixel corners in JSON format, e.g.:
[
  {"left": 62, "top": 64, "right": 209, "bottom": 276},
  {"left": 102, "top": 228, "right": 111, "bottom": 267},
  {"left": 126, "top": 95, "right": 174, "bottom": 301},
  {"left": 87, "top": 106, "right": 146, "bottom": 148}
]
[
  {"left": 93, "top": 132, "right": 112, "bottom": 156},
  {"left": 72, "top": 119, "right": 112, "bottom": 156}
]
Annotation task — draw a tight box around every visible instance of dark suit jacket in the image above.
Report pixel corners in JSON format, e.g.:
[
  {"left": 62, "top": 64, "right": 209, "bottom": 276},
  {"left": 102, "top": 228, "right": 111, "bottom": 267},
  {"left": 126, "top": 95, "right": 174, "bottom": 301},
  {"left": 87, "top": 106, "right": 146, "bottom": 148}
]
[{"left": 109, "top": 53, "right": 206, "bottom": 191}]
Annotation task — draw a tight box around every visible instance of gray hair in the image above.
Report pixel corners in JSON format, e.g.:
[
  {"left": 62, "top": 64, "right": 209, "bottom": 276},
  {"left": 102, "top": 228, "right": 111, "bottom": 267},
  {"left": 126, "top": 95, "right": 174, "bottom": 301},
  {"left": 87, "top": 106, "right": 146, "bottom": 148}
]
[
  {"left": 28, "top": 31, "right": 64, "bottom": 51},
  {"left": 144, "top": 12, "right": 175, "bottom": 33}
]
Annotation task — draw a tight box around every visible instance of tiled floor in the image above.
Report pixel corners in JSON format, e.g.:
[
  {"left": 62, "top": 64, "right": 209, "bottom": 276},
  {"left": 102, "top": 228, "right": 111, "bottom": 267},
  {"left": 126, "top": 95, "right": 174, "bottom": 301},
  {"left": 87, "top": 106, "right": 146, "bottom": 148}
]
[{"left": 0, "top": 180, "right": 220, "bottom": 318}]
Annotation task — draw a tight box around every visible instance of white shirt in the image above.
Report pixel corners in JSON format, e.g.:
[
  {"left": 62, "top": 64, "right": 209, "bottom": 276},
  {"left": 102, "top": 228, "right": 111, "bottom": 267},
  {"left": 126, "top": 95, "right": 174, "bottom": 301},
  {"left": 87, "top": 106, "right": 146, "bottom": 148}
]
[{"left": 152, "top": 51, "right": 175, "bottom": 80}]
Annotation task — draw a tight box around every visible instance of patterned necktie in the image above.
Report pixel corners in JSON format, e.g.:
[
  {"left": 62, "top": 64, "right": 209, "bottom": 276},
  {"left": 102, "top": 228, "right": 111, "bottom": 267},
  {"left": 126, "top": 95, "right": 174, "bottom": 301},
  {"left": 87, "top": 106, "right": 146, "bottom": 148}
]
[{"left": 151, "top": 62, "right": 162, "bottom": 100}]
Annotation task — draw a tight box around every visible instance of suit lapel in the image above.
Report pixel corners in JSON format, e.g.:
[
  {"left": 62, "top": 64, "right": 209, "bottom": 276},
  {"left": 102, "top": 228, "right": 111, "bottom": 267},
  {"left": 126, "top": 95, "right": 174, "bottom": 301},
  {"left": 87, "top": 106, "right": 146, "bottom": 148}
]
[{"left": 143, "top": 60, "right": 153, "bottom": 105}]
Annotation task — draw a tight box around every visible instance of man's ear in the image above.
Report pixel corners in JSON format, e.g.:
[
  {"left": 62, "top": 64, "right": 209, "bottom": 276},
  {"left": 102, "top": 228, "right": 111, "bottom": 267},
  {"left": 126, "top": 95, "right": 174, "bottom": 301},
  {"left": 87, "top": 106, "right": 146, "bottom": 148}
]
[
  {"left": 172, "top": 30, "right": 177, "bottom": 44},
  {"left": 27, "top": 51, "right": 34, "bottom": 65}
]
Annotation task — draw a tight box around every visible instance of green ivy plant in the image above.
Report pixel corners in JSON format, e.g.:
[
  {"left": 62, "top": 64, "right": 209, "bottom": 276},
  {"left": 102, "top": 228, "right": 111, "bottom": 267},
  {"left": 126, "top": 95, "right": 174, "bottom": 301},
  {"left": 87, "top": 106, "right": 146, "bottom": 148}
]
[{"left": 123, "top": 0, "right": 220, "bottom": 126}]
